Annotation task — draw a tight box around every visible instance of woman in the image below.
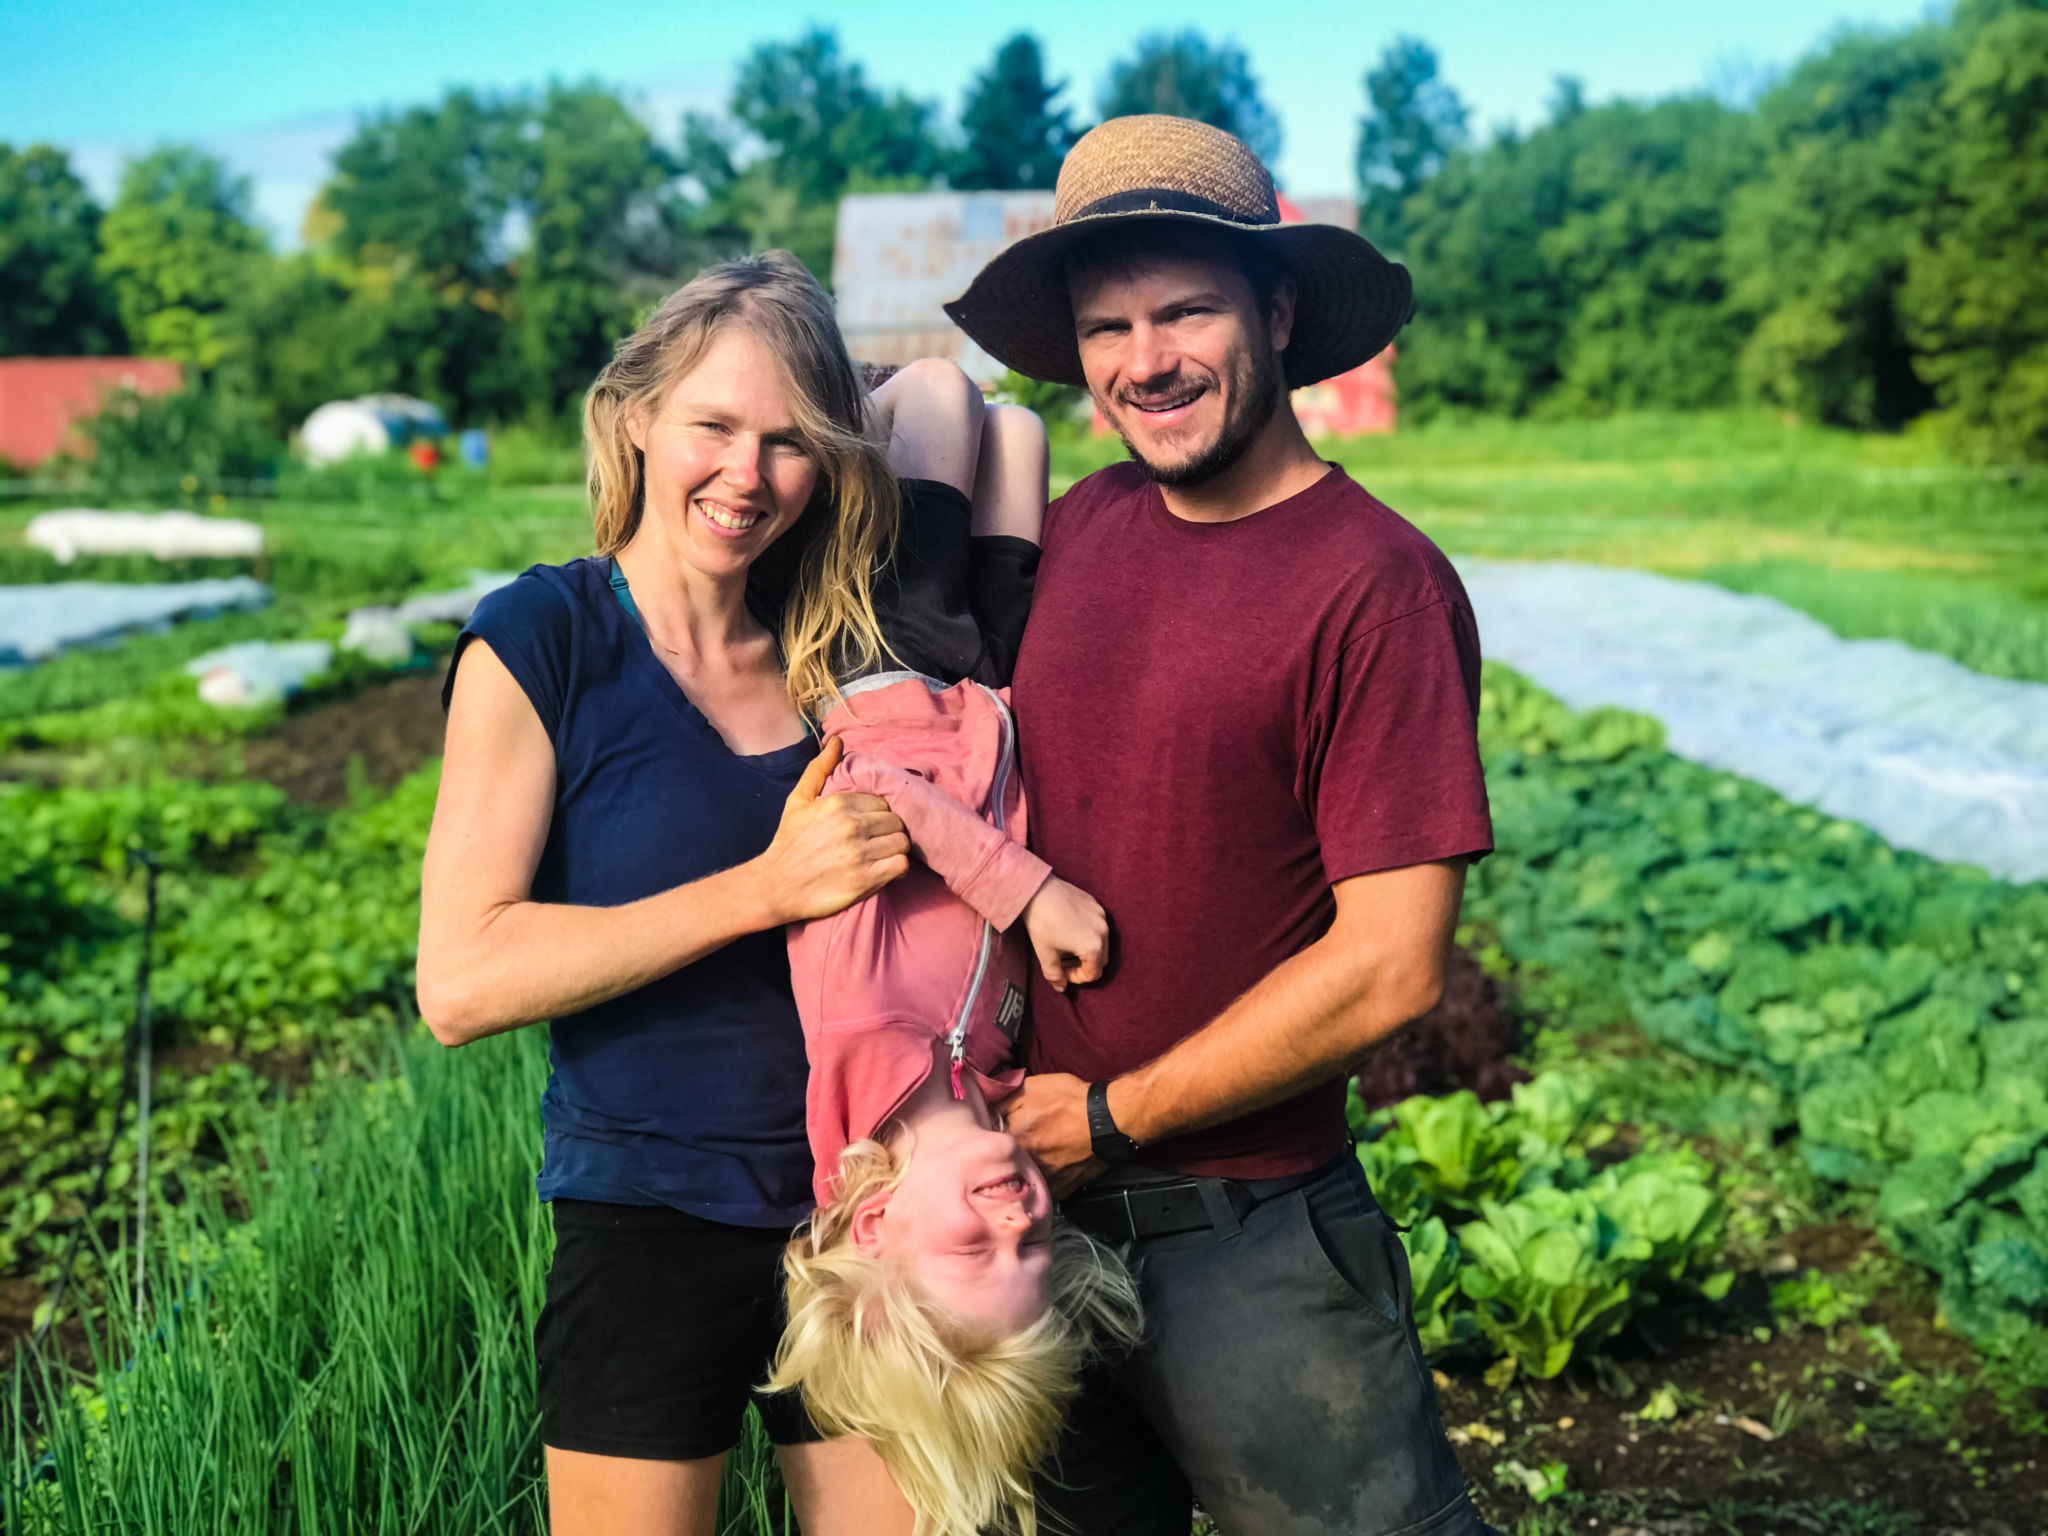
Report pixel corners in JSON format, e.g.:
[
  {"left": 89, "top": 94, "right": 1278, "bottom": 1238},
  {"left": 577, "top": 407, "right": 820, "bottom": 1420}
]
[{"left": 417, "top": 252, "right": 918, "bottom": 1535}]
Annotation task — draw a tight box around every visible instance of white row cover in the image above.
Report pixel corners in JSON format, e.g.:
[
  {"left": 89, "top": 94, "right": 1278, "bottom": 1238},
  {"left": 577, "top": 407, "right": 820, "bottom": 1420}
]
[
  {"left": 186, "top": 640, "right": 334, "bottom": 708},
  {"left": 339, "top": 572, "right": 515, "bottom": 665},
  {"left": 0, "top": 578, "right": 271, "bottom": 666},
  {"left": 1457, "top": 558, "right": 2048, "bottom": 884},
  {"left": 27, "top": 509, "right": 265, "bottom": 564},
  {"left": 190, "top": 572, "right": 515, "bottom": 704}
]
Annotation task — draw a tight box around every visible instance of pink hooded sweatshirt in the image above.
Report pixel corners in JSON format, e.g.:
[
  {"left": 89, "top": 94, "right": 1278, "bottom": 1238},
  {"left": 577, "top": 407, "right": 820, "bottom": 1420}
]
[{"left": 786, "top": 672, "right": 1050, "bottom": 1205}]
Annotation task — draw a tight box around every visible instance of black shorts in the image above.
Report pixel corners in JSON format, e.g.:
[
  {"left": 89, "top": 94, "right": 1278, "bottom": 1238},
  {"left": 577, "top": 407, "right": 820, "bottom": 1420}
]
[{"left": 535, "top": 1199, "right": 820, "bottom": 1460}]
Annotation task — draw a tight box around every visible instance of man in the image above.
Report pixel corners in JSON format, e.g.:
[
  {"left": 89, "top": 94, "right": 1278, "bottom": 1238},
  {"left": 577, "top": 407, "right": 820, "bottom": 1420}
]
[{"left": 945, "top": 115, "right": 1500, "bottom": 1535}]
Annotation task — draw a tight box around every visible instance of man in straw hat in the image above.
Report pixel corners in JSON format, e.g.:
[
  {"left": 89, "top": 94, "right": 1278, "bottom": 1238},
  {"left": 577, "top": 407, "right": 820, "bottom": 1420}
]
[{"left": 956, "top": 116, "right": 1500, "bottom": 1534}]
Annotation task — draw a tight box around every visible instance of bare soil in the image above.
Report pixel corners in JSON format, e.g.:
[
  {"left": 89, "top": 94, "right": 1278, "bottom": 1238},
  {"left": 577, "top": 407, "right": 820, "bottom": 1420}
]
[
  {"left": 236, "top": 664, "right": 448, "bottom": 807},
  {"left": 1444, "top": 1240, "right": 2048, "bottom": 1535}
]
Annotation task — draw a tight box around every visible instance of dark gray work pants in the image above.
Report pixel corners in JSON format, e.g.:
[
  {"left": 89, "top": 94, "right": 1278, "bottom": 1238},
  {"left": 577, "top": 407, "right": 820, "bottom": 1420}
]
[{"left": 1036, "top": 1155, "right": 1501, "bottom": 1536}]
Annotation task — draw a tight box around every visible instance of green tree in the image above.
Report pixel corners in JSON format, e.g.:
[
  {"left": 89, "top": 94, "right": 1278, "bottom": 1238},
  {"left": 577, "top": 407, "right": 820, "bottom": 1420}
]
[
  {"left": 305, "top": 91, "right": 526, "bottom": 425},
  {"left": 1723, "top": 22, "right": 1951, "bottom": 427},
  {"left": 1900, "top": 3, "right": 2048, "bottom": 459},
  {"left": 1542, "top": 98, "right": 1762, "bottom": 412},
  {"left": 324, "top": 89, "right": 519, "bottom": 285},
  {"left": 510, "top": 84, "right": 698, "bottom": 417},
  {"left": 1397, "top": 92, "right": 1759, "bottom": 418},
  {"left": 218, "top": 249, "right": 470, "bottom": 437},
  {"left": 1098, "top": 31, "right": 1281, "bottom": 165},
  {"left": 0, "top": 143, "right": 123, "bottom": 357},
  {"left": 683, "top": 27, "right": 943, "bottom": 278},
  {"left": 1397, "top": 94, "right": 1603, "bottom": 417},
  {"left": 954, "top": 34, "right": 1074, "bottom": 191},
  {"left": 1354, "top": 37, "right": 1468, "bottom": 254},
  {"left": 96, "top": 147, "right": 266, "bottom": 369},
  {"left": 286, "top": 82, "right": 694, "bottom": 427}
]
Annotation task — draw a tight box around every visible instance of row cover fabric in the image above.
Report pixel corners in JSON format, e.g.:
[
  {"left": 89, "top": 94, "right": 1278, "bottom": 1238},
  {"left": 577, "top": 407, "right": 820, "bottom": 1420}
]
[
  {"left": 339, "top": 572, "right": 515, "bottom": 665},
  {"left": 186, "top": 639, "right": 334, "bottom": 708},
  {"left": 0, "top": 578, "right": 270, "bottom": 666},
  {"left": 1456, "top": 558, "right": 2048, "bottom": 884},
  {"left": 27, "top": 509, "right": 264, "bottom": 563}
]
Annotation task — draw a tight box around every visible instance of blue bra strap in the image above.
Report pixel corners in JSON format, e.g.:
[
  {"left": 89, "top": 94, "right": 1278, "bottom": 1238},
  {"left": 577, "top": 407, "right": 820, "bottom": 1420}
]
[{"left": 608, "top": 559, "right": 644, "bottom": 630}]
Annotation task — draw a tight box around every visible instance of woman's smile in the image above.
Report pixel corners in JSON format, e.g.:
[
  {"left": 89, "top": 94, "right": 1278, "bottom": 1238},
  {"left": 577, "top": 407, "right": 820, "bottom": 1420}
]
[{"left": 694, "top": 494, "right": 767, "bottom": 537}]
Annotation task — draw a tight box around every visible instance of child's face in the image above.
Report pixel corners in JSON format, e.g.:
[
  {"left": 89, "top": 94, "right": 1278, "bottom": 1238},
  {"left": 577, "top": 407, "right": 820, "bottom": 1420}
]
[{"left": 856, "top": 1115, "right": 1055, "bottom": 1339}]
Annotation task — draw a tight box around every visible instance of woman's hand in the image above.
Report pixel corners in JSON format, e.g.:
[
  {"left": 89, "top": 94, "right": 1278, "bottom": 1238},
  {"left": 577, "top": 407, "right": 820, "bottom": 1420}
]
[
  {"left": 749, "top": 736, "right": 912, "bottom": 924},
  {"left": 1021, "top": 876, "right": 1109, "bottom": 992}
]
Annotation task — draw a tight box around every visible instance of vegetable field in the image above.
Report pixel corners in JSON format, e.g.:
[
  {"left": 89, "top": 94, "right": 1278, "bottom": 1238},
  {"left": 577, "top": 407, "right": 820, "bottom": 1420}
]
[{"left": 3, "top": 414, "right": 2045, "bottom": 1534}]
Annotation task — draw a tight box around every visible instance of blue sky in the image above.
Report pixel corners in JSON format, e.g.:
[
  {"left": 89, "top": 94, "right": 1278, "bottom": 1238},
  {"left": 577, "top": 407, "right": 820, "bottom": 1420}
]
[{"left": 3, "top": 0, "right": 1941, "bottom": 243}]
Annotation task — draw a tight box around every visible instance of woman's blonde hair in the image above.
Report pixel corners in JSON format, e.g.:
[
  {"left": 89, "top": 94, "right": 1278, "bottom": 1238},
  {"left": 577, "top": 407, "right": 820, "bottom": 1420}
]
[
  {"left": 582, "top": 250, "right": 896, "bottom": 716},
  {"left": 769, "top": 1140, "right": 1144, "bottom": 1536}
]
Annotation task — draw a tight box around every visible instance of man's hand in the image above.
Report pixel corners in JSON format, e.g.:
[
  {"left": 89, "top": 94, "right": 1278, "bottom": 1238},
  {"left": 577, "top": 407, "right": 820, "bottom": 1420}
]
[
  {"left": 1020, "top": 876, "right": 1109, "bottom": 992},
  {"left": 1004, "top": 1072, "right": 1105, "bottom": 1198}
]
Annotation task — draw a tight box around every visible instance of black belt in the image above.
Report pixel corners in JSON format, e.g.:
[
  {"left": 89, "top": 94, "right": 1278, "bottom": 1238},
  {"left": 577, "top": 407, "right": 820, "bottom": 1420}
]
[{"left": 1061, "top": 1163, "right": 1327, "bottom": 1244}]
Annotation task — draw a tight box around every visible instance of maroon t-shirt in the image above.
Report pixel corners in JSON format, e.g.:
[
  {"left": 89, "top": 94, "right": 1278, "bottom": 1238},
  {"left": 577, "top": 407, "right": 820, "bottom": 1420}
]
[{"left": 1012, "top": 462, "right": 1493, "bottom": 1179}]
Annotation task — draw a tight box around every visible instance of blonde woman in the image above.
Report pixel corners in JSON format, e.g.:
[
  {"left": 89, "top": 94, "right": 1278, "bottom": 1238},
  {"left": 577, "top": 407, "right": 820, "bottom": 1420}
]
[{"left": 417, "top": 252, "right": 919, "bottom": 1536}]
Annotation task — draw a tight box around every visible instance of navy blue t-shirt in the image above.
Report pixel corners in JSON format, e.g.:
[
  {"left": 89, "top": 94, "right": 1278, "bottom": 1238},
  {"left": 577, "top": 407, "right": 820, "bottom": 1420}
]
[{"left": 449, "top": 558, "right": 817, "bottom": 1227}]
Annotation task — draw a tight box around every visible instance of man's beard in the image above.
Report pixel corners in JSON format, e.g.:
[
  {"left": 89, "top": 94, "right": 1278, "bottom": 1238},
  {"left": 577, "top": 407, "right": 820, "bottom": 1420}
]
[{"left": 1103, "top": 342, "right": 1283, "bottom": 490}]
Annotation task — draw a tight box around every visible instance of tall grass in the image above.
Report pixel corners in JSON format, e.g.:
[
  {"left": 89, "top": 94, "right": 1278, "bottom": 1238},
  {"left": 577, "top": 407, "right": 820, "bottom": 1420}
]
[{"left": 3, "top": 1026, "right": 786, "bottom": 1535}]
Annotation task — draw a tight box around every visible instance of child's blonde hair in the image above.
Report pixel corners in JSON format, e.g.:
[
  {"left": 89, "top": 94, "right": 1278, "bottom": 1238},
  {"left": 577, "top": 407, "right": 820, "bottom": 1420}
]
[
  {"left": 768, "top": 1139, "right": 1144, "bottom": 1536},
  {"left": 581, "top": 249, "right": 896, "bottom": 717}
]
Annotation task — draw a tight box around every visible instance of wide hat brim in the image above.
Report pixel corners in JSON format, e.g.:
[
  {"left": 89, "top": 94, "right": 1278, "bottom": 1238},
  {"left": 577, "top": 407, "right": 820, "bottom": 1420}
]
[{"left": 943, "top": 209, "right": 1413, "bottom": 391}]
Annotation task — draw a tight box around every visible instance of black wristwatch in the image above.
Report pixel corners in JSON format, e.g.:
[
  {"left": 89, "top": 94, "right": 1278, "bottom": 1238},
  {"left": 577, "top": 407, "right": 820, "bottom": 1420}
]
[{"left": 1086, "top": 1081, "right": 1142, "bottom": 1165}]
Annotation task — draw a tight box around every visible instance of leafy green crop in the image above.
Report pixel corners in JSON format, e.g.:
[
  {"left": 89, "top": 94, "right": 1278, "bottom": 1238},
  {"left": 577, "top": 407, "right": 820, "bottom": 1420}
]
[
  {"left": 1467, "top": 663, "right": 2048, "bottom": 1362},
  {"left": 1458, "top": 1187, "right": 1639, "bottom": 1377},
  {"left": 0, "top": 605, "right": 302, "bottom": 722},
  {"left": 1352, "top": 1075, "right": 1731, "bottom": 1376},
  {"left": 0, "top": 765, "right": 436, "bottom": 1280}
]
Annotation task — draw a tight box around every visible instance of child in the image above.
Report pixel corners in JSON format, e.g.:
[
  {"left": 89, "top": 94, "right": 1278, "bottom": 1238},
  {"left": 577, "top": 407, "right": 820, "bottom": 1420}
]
[{"left": 766, "top": 360, "right": 1141, "bottom": 1536}]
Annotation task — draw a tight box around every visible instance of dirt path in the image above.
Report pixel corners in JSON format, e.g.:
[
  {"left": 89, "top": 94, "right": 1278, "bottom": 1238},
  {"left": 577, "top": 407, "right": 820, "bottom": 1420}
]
[{"left": 236, "top": 665, "right": 449, "bottom": 807}]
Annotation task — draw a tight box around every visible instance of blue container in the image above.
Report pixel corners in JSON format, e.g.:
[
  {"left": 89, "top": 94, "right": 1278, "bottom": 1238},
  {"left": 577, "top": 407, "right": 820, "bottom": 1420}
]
[{"left": 459, "top": 428, "right": 489, "bottom": 468}]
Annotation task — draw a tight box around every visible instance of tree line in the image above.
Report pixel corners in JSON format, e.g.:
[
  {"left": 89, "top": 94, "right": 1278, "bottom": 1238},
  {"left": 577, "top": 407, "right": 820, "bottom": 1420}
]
[
  {"left": 0, "top": 28, "right": 1269, "bottom": 457},
  {"left": 1370, "top": 0, "right": 2047, "bottom": 459},
  {"left": 2, "top": 5, "right": 2044, "bottom": 464}
]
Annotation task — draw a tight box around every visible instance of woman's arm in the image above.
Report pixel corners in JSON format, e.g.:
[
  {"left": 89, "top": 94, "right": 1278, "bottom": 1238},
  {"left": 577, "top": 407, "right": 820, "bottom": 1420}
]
[{"left": 417, "top": 640, "right": 910, "bottom": 1046}]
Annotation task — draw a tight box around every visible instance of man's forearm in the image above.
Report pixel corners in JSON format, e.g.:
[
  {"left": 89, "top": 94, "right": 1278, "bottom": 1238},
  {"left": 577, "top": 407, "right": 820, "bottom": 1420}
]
[
  {"left": 1003, "top": 861, "right": 1466, "bottom": 1192},
  {"left": 1102, "top": 929, "right": 1442, "bottom": 1145}
]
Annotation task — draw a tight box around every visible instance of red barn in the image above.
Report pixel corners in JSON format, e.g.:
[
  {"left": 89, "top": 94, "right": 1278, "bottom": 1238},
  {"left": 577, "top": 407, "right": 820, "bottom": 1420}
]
[{"left": 0, "top": 358, "right": 185, "bottom": 469}]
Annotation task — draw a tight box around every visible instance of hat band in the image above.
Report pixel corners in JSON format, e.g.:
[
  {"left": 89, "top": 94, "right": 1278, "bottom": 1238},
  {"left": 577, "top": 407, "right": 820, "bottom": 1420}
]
[{"left": 1068, "top": 187, "right": 1278, "bottom": 227}]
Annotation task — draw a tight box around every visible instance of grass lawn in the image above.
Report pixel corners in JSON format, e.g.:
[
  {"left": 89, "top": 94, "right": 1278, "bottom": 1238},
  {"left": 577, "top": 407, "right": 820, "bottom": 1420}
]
[{"left": 1060, "top": 409, "right": 2047, "bottom": 585}]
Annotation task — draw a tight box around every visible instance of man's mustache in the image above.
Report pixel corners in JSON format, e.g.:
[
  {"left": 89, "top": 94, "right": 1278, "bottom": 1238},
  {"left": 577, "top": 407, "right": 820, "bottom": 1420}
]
[{"left": 1116, "top": 372, "right": 1214, "bottom": 408}]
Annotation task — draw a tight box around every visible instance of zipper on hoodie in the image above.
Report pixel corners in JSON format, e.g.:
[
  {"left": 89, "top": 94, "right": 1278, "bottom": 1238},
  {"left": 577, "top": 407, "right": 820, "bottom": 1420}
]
[{"left": 949, "top": 683, "right": 1014, "bottom": 1098}]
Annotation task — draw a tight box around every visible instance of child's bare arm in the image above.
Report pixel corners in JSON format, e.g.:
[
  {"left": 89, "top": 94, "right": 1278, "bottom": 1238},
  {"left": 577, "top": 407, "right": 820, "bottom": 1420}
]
[
  {"left": 971, "top": 403, "right": 1048, "bottom": 545},
  {"left": 870, "top": 358, "right": 984, "bottom": 497},
  {"left": 1018, "top": 876, "right": 1107, "bottom": 992}
]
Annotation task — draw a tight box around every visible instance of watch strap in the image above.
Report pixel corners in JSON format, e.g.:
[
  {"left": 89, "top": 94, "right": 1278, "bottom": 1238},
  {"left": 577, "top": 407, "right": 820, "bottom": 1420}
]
[{"left": 1086, "top": 1080, "right": 1142, "bottom": 1165}]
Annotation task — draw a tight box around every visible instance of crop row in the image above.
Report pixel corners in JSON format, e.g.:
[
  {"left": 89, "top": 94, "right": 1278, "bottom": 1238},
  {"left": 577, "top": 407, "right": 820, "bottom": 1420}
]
[
  {"left": 0, "top": 765, "right": 436, "bottom": 1281},
  {"left": 1354, "top": 1075, "right": 1730, "bottom": 1379},
  {"left": 1467, "top": 664, "right": 2048, "bottom": 1369}
]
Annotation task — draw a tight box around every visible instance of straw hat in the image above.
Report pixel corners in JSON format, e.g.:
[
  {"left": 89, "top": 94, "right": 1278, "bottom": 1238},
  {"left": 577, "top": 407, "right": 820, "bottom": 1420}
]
[{"left": 944, "top": 115, "right": 1412, "bottom": 390}]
